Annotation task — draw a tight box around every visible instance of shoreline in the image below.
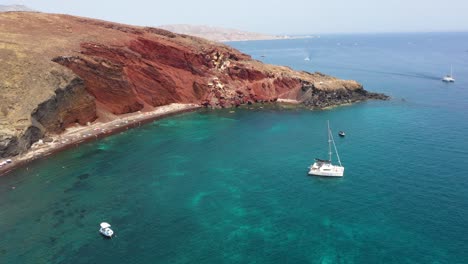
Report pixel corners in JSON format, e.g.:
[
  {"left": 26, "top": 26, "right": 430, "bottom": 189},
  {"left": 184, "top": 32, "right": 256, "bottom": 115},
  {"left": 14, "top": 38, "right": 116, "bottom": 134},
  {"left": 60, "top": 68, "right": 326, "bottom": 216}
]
[
  {"left": 0, "top": 103, "right": 201, "bottom": 177},
  {"left": 0, "top": 97, "right": 387, "bottom": 177},
  {"left": 276, "top": 99, "right": 301, "bottom": 104}
]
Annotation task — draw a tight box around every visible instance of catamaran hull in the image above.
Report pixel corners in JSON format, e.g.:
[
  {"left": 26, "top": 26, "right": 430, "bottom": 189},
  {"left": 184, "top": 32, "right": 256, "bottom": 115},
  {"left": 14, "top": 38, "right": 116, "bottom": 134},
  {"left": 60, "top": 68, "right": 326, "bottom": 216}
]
[
  {"left": 308, "top": 165, "right": 344, "bottom": 177},
  {"left": 308, "top": 170, "right": 344, "bottom": 177}
]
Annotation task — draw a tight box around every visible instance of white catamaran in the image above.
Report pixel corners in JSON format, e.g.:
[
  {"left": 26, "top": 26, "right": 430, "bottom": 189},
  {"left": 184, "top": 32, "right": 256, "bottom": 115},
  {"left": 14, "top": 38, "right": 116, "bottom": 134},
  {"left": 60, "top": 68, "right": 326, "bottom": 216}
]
[
  {"left": 442, "top": 66, "right": 455, "bottom": 82},
  {"left": 308, "top": 121, "right": 344, "bottom": 177}
]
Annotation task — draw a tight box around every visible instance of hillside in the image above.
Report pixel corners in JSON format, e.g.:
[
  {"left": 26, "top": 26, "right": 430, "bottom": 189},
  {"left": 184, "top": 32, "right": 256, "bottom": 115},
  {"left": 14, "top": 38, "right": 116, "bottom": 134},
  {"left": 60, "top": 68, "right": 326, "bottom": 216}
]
[{"left": 0, "top": 12, "right": 385, "bottom": 158}]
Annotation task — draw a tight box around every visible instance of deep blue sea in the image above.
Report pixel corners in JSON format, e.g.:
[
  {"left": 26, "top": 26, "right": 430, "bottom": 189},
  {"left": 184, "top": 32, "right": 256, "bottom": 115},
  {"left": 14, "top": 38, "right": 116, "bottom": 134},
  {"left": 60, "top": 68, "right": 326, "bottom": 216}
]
[{"left": 1, "top": 33, "right": 468, "bottom": 263}]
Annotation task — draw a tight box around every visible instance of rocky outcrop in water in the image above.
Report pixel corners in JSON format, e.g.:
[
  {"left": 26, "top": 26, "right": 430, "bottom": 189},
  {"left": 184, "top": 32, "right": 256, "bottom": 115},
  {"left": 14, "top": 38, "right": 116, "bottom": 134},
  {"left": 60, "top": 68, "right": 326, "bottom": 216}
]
[
  {"left": 296, "top": 74, "right": 389, "bottom": 108},
  {"left": 0, "top": 12, "right": 386, "bottom": 158}
]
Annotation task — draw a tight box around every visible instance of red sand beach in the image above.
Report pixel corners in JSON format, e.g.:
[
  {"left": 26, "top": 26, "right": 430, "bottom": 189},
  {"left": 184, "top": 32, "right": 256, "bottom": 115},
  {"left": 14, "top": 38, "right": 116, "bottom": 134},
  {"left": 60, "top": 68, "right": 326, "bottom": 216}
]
[{"left": 0, "top": 103, "right": 201, "bottom": 177}]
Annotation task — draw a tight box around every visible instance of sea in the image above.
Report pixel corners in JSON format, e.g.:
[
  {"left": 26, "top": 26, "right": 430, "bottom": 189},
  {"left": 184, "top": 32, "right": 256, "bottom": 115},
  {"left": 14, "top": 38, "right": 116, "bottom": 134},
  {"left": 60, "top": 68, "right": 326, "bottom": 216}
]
[{"left": 1, "top": 32, "right": 468, "bottom": 263}]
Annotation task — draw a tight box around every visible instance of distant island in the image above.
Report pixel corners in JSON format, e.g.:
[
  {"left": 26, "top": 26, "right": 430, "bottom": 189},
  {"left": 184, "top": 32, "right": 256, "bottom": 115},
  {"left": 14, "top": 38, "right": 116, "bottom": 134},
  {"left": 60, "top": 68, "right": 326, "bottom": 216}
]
[
  {"left": 0, "top": 5, "right": 310, "bottom": 42},
  {"left": 0, "top": 4, "right": 34, "bottom": 12},
  {"left": 159, "top": 24, "right": 293, "bottom": 42}
]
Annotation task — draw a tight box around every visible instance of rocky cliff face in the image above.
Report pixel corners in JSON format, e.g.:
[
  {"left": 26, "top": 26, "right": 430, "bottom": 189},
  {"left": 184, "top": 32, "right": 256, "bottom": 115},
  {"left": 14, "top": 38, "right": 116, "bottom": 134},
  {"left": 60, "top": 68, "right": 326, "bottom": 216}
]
[{"left": 0, "top": 12, "right": 386, "bottom": 158}]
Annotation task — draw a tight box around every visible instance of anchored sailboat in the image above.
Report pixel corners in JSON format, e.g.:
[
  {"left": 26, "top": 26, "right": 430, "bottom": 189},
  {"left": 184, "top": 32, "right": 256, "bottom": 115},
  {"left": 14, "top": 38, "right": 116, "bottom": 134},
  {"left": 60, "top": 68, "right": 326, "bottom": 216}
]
[
  {"left": 442, "top": 66, "right": 455, "bottom": 82},
  {"left": 308, "top": 121, "right": 344, "bottom": 177}
]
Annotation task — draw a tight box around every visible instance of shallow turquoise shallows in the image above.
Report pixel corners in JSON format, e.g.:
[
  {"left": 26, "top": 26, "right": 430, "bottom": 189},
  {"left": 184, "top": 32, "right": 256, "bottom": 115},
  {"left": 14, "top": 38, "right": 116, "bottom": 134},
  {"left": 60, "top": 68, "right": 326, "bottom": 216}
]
[{"left": 1, "top": 33, "right": 468, "bottom": 263}]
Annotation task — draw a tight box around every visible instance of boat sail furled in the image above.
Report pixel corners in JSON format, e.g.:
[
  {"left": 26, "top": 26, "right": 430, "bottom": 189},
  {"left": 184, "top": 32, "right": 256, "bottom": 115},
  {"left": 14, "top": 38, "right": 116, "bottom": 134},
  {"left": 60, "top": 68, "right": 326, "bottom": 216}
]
[{"left": 308, "top": 121, "right": 344, "bottom": 177}]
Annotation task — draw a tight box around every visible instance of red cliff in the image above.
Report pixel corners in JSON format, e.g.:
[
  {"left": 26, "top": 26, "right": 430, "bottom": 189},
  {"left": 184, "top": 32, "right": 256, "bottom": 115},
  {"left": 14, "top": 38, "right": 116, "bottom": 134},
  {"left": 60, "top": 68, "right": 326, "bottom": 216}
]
[{"left": 0, "top": 12, "right": 386, "bottom": 158}]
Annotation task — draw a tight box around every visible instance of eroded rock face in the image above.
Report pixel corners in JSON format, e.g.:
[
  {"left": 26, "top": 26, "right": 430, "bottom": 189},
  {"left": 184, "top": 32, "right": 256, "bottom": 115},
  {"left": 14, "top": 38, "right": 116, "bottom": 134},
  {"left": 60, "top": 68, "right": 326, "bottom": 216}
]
[
  {"left": 0, "top": 12, "right": 386, "bottom": 158},
  {"left": 0, "top": 75, "right": 96, "bottom": 158},
  {"left": 31, "top": 77, "right": 96, "bottom": 133},
  {"left": 0, "top": 126, "right": 42, "bottom": 158}
]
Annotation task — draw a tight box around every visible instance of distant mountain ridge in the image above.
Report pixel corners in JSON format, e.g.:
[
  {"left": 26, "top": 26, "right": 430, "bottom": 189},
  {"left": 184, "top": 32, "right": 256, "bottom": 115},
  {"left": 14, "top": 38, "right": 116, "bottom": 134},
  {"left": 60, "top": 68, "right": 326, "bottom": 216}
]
[
  {"left": 159, "top": 24, "right": 285, "bottom": 42},
  {"left": 0, "top": 4, "right": 34, "bottom": 12}
]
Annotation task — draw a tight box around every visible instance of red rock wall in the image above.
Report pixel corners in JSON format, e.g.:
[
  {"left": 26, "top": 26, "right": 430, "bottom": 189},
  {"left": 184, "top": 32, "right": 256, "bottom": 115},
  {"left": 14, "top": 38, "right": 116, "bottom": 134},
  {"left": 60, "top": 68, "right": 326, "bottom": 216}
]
[
  {"left": 0, "top": 12, "right": 385, "bottom": 160},
  {"left": 54, "top": 37, "right": 303, "bottom": 113}
]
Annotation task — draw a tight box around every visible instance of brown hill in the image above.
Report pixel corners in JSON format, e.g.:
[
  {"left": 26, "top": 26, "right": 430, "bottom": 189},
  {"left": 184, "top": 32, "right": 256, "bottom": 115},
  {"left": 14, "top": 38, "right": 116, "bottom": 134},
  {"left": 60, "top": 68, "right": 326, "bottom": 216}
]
[{"left": 0, "top": 12, "right": 386, "bottom": 158}]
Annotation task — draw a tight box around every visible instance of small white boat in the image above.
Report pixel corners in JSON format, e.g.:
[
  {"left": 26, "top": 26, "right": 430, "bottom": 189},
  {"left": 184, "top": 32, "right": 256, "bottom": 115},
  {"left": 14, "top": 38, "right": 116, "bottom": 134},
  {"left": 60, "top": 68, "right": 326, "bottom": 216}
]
[
  {"left": 304, "top": 56, "right": 310, "bottom": 61},
  {"left": 99, "top": 222, "right": 114, "bottom": 238},
  {"left": 442, "top": 66, "right": 455, "bottom": 82},
  {"left": 308, "top": 121, "right": 344, "bottom": 177}
]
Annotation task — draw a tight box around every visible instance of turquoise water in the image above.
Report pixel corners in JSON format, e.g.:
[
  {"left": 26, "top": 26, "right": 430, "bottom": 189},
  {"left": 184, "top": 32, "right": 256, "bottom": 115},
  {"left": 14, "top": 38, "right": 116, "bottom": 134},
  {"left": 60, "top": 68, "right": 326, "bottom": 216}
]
[{"left": 1, "top": 33, "right": 468, "bottom": 263}]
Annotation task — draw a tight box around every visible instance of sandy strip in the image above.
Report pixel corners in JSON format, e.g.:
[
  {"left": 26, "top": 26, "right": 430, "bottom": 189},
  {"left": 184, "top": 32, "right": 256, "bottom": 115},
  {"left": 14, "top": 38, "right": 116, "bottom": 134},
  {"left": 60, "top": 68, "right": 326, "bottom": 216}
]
[
  {"left": 0, "top": 103, "right": 201, "bottom": 177},
  {"left": 276, "top": 98, "right": 300, "bottom": 104}
]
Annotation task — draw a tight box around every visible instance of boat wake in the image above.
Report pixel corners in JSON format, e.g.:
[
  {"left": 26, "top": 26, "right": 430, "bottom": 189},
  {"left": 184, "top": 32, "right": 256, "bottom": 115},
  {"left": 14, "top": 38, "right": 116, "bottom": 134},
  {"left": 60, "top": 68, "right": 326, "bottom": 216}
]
[{"left": 325, "top": 65, "right": 441, "bottom": 80}]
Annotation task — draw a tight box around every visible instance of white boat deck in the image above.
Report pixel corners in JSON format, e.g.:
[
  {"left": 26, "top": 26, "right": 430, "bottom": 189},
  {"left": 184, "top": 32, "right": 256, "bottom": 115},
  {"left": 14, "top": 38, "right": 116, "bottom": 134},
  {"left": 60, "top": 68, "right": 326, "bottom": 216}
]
[{"left": 308, "top": 161, "right": 344, "bottom": 177}]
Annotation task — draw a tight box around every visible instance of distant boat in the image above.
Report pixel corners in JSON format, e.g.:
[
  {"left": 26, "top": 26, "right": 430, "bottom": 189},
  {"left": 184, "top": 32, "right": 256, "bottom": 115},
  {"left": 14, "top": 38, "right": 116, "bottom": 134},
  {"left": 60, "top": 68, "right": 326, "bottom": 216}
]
[
  {"left": 304, "top": 56, "right": 310, "bottom": 61},
  {"left": 338, "top": 131, "right": 346, "bottom": 137},
  {"left": 99, "top": 222, "right": 114, "bottom": 238},
  {"left": 308, "top": 121, "right": 344, "bottom": 177},
  {"left": 442, "top": 66, "right": 455, "bottom": 82},
  {"left": 0, "top": 159, "right": 11, "bottom": 168}
]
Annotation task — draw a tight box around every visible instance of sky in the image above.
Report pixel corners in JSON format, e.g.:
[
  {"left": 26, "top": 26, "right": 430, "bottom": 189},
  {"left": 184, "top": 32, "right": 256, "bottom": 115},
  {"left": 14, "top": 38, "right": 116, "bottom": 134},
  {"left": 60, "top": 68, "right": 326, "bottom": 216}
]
[{"left": 2, "top": 0, "right": 468, "bottom": 34}]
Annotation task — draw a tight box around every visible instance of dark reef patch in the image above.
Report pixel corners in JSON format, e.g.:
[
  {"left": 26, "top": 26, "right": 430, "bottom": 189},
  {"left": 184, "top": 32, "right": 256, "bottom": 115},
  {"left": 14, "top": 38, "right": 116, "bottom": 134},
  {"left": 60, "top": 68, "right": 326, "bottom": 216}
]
[{"left": 78, "top": 173, "right": 90, "bottom": 180}]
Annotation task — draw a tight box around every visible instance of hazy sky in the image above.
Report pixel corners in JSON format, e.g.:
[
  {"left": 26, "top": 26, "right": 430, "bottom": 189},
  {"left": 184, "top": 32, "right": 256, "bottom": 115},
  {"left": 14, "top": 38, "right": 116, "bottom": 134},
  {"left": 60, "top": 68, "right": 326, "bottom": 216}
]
[{"left": 2, "top": 0, "right": 468, "bottom": 34}]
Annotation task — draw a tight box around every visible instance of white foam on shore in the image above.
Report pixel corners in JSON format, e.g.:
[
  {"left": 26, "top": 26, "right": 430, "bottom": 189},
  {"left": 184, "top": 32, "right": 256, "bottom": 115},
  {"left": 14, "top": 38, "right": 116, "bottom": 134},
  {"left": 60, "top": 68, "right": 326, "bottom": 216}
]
[{"left": 277, "top": 99, "right": 300, "bottom": 104}]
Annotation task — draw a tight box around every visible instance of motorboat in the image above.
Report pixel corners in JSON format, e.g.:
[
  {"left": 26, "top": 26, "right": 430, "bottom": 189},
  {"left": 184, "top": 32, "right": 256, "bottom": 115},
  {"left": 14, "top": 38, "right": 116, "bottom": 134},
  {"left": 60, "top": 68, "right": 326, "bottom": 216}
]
[
  {"left": 99, "top": 222, "right": 114, "bottom": 238},
  {"left": 338, "top": 131, "right": 346, "bottom": 137}
]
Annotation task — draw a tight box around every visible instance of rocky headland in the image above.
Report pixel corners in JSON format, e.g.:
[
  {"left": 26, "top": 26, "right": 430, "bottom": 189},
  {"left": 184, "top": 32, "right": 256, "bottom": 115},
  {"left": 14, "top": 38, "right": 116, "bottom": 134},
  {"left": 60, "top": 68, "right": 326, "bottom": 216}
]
[{"left": 0, "top": 12, "right": 387, "bottom": 167}]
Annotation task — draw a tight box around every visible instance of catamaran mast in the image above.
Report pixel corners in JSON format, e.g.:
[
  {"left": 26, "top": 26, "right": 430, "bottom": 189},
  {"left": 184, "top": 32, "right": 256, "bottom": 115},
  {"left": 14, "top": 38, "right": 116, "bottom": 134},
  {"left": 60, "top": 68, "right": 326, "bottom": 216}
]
[
  {"left": 330, "top": 130, "right": 342, "bottom": 166},
  {"left": 327, "top": 120, "right": 332, "bottom": 162},
  {"left": 327, "top": 120, "right": 342, "bottom": 166}
]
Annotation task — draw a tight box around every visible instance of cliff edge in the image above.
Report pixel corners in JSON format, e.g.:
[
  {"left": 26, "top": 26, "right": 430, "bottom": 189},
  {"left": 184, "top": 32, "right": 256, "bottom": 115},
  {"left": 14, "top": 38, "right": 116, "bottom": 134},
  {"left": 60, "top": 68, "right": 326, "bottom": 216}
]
[{"left": 0, "top": 12, "right": 386, "bottom": 158}]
